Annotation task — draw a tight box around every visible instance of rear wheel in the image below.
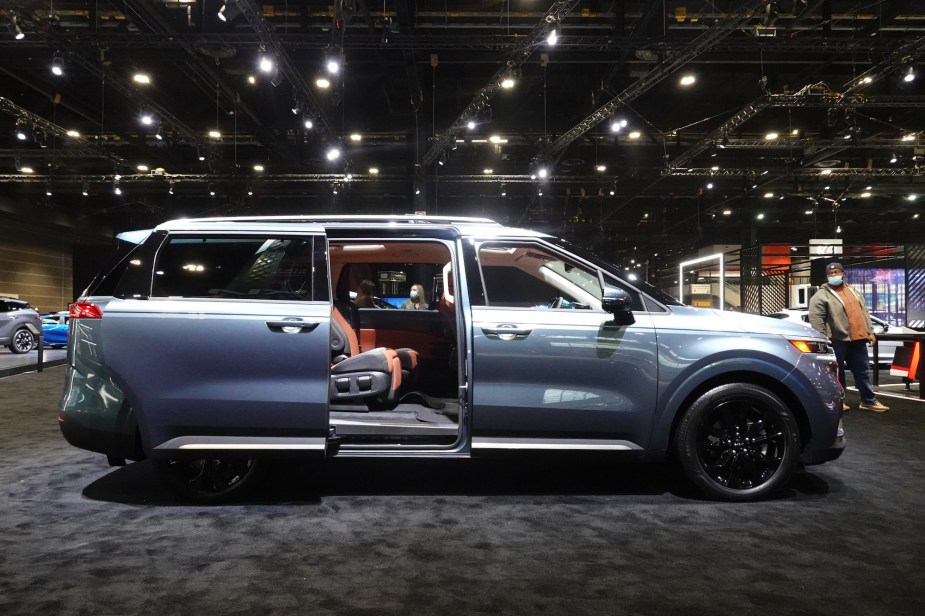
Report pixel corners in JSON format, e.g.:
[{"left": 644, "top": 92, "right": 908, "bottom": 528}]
[
  {"left": 8, "top": 328, "right": 35, "bottom": 354},
  {"left": 675, "top": 383, "right": 801, "bottom": 502},
  {"left": 152, "top": 457, "right": 264, "bottom": 503}
]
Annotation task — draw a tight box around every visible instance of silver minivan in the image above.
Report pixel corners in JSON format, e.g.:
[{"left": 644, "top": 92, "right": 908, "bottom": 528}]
[{"left": 59, "top": 215, "right": 845, "bottom": 502}]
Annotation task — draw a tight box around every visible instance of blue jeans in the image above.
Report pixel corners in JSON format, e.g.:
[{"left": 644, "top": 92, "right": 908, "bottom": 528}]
[{"left": 831, "top": 339, "right": 878, "bottom": 403}]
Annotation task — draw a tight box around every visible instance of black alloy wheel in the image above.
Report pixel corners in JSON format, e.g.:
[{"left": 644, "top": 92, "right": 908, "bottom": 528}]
[
  {"left": 675, "top": 383, "right": 801, "bottom": 502},
  {"left": 153, "top": 457, "right": 264, "bottom": 503},
  {"left": 9, "top": 328, "right": 35, "bottom": 354}
]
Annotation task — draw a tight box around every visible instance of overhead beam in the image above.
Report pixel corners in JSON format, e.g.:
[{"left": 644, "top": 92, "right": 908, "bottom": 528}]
[{"left": 421, "top": 0, "right": 582, "bottom": 166}]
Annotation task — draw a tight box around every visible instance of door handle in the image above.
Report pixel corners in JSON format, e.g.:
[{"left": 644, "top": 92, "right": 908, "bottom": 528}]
[
  {"left": 481, "top": 325, "right": 532, "bottom": 340},
  {"left": 266, "top": 320, "right": 320, "bottom": 333}
]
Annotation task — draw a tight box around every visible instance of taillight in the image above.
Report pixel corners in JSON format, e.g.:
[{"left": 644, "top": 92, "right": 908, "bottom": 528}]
[{"left": 69, "top": 302, "right": 103, "bottom": 319}]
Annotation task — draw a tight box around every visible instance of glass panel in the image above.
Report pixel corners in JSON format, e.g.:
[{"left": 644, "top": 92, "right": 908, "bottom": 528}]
[{"left": 152, "top": 235, "right": 320, "bottom": 300}]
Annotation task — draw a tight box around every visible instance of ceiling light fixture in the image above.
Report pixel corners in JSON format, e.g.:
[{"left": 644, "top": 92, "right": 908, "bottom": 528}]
[
  {"left": 45, "top": 182, "right": 52, "bottom": 197},
  {"left": 247, "top": 186, "right": 254, "bottom": 196},
  {"left": 326, "top": 146, "right": 341, "bottom": 161},
  {"left": 679, "top": 74, "right": 696, "bottom": 86},
  {"left": 133, "top": 73, "right": 151, "bottom": 85},
  {"left": 140, "top": 112, "right": 154, "bottom": 126},
  {"left": 500, "top": 183, "right": 507, "bottom": 196},
  {"left": 349, "top": 133, "right": 362, "bottom": 142},
  {"left": 82, "top": 183, "right": 89, "bottom": 196},
  {"left": 154, "top": 125, "right": 163, "bottom": 140},
  {"left": 137, "top": 164, "right": 149, "bottom": 172},
  {"left": 258, "top": 46, "right": 274, "bottom": 73},
  {"left": 217, "top": 1, "right": 241, "bottom": 23},
  {"left": 51, "top": 52, "right": 64, "bottom": 76},
  {"left": 315, "top": 77, "right": 331, "bottom": 89},
  {"left": 369, "top": 167, "right": 379, "bottom": 175},
  {"left": 253, "top": 164, "right": 264, "bottom": 172},
  {"left": 904, "top": 66, "right": 916, "bottom": 83},
  {"left": 168, "top": 182, "right": 175, "bottom": 195},
  {"left": 66, "top": 129, "right": 80, "bottom": 138},
  {"left": 208, "top": 130, "right": 221, "bottom": 139},
  {"left": 302, "top": 114, "right": 314, "bottom": 130},
  {"left": 197, "top": 148, "right": 206, "bottom": 161},
  {"left": 209, "top": 184, "right": 216, "bottom": 196}
]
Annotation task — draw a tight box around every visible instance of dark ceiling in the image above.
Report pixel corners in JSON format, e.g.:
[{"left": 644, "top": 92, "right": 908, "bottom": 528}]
[{"left": 2, "top": 1, "right": 925, "bottom": 270}]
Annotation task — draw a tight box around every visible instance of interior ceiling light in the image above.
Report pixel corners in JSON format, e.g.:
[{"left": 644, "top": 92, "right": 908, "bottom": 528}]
[
  {"left": 8, "top": 15, "right": 24, "bottom": 40},
  {"left": 679, "top": 74, "right": 696, "bottom": 86},
  {"left": 51, "top": 52, "right": 64, "bottom": 76},
  {"left": 132, "top": 73, "right": 151, "bottom": 85}
]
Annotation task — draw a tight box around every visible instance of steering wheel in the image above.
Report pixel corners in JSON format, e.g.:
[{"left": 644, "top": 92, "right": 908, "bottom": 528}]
[{"left": 549, "top": 296, "right": 564, "bottom": 309}]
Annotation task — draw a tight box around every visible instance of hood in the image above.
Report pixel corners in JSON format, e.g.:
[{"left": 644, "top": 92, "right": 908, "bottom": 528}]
[{"left": 712, "top": 308, "right": 822, "bottom": 337}]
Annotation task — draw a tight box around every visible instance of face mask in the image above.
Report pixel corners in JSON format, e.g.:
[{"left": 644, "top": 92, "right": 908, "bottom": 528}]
[
  {"left": 410, "top": 290, "right": 418, "bottom": 299},
  {"left": 827, "top": 276, "right": 843, "bottom": 286}
]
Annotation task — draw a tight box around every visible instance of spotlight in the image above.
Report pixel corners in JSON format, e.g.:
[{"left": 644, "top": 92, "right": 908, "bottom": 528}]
[
  {"left": 217, "top": 1, "right": 240, "bottom": 23},
  {"left": 500, "top": 183, "right": 507, "bottom": 196},
  {"left": 325, "top": 47, "right": 342, "bottom": 75},
  {"left": 45, "top": 182, "right": 52, "bottom": 197},
  {"left": 168, "top": 182, "right": 175, "bottom": 195},
  {"left": 547, "top": 26, "right": 559, "bottom": 46},
  {"left": 132, "top": 73, "right": 151, "bottom": 85},
  {"left": 437, "top": 151, "right": 447, "bottom": 166},
  {"left": 904, "top": 66, "right": 916, "bottom": 83},
  {"left": 8, "top": 15, "right": 24, "bottom": 40},
  {"left": 155, "top": 126, "right": 163, "bottom": 140},
  {"left": 315, "top": 77, "right": 331, "bottom": 89},
  {"left": 197, "top": 148, "right": 206, "bottom": 162},
  {"left": 208, "top": 184, "right": 216, "bottom": 197},
  {"left": 258, "top": 46, "right": 274, "bottom": 73},
  {"left": 14, "top": 124, "right": 27, "bottom": 141},
  {"left": 82, "top": 183, "right": 89, "bottom": 196},
  {"left": 51, "top": 52, "right": 64, "bottom": 76},
  {"left": 140, "top": 112, "right": 154, "bottom": 126},
  {"left": 247, "top": 186, "right": 253, "bottom": 196},
  {"left": 253, "top": 164, "right": 264, "bottom": 172},
  {"left": 33, "top": 127, "right": 48, "bottom": 148},
  {"left": 302, "top": 115, "right": 314, "bottom": 130},
  {"left": 326, "top": 146, "right": 341, "bottom": 161},
  {"left": 500, "top": 77, "right": 515, "bottom": 89},
  {"left": 466, "top": 120, "right": 476, "bottom": 130},
  {"left": 890, "top": 152, "right": 898, "bottom": 164}
]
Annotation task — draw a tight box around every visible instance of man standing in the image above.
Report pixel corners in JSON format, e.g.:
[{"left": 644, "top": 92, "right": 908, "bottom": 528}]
[{"left": 808, "top": 262, "right": 890, "bottom": 412}]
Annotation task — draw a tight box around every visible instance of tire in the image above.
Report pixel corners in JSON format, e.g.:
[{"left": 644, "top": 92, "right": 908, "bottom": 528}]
[
  {"left": 8, "top": 328, "right": 35, "bottom": 354},
  {"left": 152, "top": 457, "right": 264, "bottom": 504},
  {"left": 674, "top": 383, "right": 801, "bottom": 502}
]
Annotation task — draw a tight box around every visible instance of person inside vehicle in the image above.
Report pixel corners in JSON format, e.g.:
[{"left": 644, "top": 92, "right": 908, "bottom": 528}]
[
  {"left": 401, "top": 284, "right": 427, "bottom": 310},
  {"left": 808, "top": 262, "right": 890, "bottom": 413},
  {"left": 355, "top": 279, "right": 377, "bottom": 308}
]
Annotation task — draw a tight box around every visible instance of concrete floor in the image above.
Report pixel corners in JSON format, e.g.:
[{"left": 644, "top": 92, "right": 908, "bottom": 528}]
[{"left": 2, "top": 367, "right": 924, "bottom": 615}]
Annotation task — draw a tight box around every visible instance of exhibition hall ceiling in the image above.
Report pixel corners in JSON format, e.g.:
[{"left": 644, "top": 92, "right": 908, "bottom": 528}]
[{"left": 2, "top": 1, "right": 925, "bottom": 263}]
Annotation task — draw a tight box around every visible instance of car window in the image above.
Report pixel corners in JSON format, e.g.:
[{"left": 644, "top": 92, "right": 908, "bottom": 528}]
[
  {"left": 151, "top": 235, "right": 324, "bottom": 301},
  {"left": 476, "top": 242, "right": 643, "bottom": 311}
]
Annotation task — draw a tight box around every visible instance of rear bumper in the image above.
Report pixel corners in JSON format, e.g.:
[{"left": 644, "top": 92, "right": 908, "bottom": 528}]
[{"left": 59, "top": 411, "right": 142, "bottom": 461}]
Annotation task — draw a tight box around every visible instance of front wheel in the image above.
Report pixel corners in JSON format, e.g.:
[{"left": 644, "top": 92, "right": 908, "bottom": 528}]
[
  {"left": 152, "top": 457, "right": 264, "bottom": 503},
  {"left": 8, "top": 328, "right": 35, "bottom": 354},
  {"left": 674, "top": 383, "right": 801, "bottom": 502}
]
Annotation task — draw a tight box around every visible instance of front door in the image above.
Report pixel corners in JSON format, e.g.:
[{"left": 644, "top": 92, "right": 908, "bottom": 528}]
[
  {"left": 101, "top": 230, "right": 332, "bottom": 454},
  {"left": 469, "top": 240, "right": 658, "bottom": 452}
]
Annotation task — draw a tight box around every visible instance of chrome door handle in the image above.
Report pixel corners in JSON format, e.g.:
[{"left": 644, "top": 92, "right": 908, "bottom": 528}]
[
  {"left": 266, "top": 320, "right": 320, "bottom": 333},
  {"left": 481, "top": 325, "right": 532, "bottom": 340}
]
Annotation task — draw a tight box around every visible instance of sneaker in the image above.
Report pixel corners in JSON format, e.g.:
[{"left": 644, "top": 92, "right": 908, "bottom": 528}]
[
  {"left": 842, "top": 403, "right": 850, "bottom": 412},
  {"left": 859, "top": 401, "right": 890, "bottom": 412}
]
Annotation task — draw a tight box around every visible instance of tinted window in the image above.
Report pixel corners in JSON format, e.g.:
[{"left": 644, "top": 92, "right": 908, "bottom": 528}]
[{"left": 151, "top": 235, "right": 324, "bottom": 301}]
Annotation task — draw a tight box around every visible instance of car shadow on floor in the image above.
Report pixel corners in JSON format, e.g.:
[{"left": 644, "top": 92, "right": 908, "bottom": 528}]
[{"left": 81, "top": 455, "right": 833, "bottom": 506}]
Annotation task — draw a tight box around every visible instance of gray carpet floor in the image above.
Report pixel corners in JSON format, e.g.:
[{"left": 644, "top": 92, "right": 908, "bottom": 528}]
[{"left": 2, "top": 367, "right": 924, "bottom": 615}]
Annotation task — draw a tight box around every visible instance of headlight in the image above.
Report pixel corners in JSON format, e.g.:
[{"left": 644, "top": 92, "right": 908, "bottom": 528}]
[{"left": 789, "top": 339, "right": 831, "bottom": 354}]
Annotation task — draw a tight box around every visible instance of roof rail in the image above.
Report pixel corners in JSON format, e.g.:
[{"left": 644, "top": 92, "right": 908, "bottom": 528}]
[{"left": 171, "top": 214, "right": 501, "bottom": 226}]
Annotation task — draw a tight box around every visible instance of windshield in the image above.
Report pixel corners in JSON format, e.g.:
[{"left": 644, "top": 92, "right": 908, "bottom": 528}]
[{"left": 547, "top": 237, "right": 683, "bottom": 306}]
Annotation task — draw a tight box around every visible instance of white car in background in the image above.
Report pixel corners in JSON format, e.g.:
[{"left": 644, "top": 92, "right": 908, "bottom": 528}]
[{"left": 765, "top": 308, "right": 916, "bottom": 365}]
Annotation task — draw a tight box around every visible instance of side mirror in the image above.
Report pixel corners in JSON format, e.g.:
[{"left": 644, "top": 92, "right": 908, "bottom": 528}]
[{"left": 601, "top": 284, "right": 635, "bottom": 326}]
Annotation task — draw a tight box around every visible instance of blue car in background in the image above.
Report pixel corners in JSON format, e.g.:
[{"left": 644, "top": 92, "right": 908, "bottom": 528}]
[{"left": 41, "top": 312, "right": 69, "bottom": 347}]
